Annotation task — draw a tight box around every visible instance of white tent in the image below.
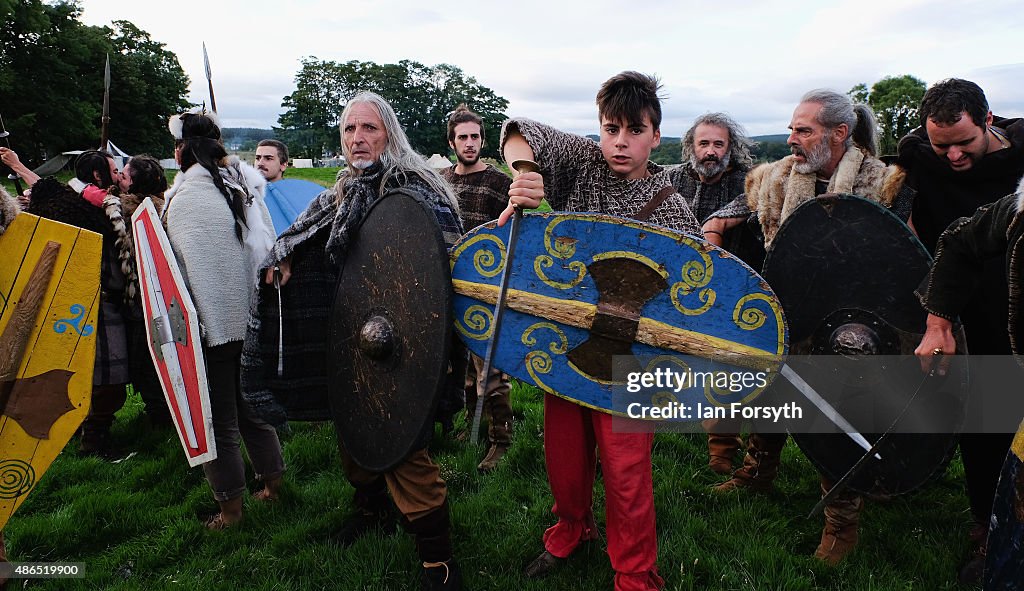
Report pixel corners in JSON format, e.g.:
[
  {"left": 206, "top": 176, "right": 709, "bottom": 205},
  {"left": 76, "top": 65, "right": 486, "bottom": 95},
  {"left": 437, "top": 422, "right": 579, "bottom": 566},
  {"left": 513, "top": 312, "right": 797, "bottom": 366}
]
[
  {"left": 32, "top": 140, "right": 135, "bottom": 176},
  {"left": 425, "top": 153, "right": 452, "bottom": 170}
]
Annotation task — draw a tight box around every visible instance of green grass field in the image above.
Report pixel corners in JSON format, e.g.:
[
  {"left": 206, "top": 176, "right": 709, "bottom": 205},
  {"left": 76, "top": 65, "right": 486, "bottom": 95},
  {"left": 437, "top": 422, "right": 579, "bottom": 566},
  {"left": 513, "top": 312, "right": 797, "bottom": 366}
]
[
  {"left": 2, "top": 162, "right": 968, "bottom": 589},
  {"left": 2, "top": 380, "right": 972, "bottom": 590}
]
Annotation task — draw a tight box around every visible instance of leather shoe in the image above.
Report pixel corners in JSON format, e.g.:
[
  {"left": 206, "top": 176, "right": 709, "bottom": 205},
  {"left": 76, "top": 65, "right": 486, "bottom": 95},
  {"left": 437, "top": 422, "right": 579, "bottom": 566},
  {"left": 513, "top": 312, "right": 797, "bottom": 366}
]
[
  {"left": 524, "top": 550, "right": 564, "bottom": 578},
  {"left": 477, "top": 443, "right": 509, "bottom": 473}
]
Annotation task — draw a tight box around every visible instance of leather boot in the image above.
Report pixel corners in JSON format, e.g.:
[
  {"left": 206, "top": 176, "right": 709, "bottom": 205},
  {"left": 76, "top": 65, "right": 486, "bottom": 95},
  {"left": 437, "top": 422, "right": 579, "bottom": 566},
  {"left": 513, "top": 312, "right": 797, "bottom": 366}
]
[
  {"left": 957, "top": 521, "right": 987, "bottom": 584},
  {"left": 813, "top": 480, "right": 863, "bottom": 565},
  {"left": 331, "top": 478, "right": 395, "bottom": 546},
  {"left": 421, "top": 560, "right": 462, "bottom": 590},
  {"left": 205, "top": 495, "right": 244, "bottom": 530},
  {"left": 706, "top": 431, "right": 742, "bottom": 475},
  {"left": 407, "top": 502, "right": 460, "bottom": 589},
  {"left": 478, "top": 443, "right": 510, "bottom": 473},
  {"left": 713, "top": 432, "right": 784, "bottom": 493},
  {"left": 80, "top": 384, "right": 128, "bottom": 458},
  {"left": 524, "top": 550, "right": 564, "bottom": 578}
]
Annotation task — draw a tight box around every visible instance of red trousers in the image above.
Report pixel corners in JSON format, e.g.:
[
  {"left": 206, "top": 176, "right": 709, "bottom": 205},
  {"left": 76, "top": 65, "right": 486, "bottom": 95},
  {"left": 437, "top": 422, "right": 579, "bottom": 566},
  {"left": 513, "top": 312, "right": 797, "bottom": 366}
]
[{"left": 542, "top": 393, "right": 664, "bottom": 591}]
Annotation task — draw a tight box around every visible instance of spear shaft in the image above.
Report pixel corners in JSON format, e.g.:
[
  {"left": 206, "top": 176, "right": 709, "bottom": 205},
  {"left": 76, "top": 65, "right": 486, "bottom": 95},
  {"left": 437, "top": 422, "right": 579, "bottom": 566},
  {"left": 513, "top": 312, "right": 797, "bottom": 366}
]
[{"left": 99, "top": 53, "right": 111, "bottom": 151}]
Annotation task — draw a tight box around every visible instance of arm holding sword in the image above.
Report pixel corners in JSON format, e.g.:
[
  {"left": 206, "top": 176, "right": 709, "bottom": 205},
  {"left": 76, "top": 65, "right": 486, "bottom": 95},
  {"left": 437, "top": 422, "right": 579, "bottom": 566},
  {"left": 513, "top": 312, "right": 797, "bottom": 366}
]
[
  {"left": 914, "top": 186, "right": 1023, "bottom": 373},
  {"left": 496, "top": 129, "right": 545, "bottom": 226}
]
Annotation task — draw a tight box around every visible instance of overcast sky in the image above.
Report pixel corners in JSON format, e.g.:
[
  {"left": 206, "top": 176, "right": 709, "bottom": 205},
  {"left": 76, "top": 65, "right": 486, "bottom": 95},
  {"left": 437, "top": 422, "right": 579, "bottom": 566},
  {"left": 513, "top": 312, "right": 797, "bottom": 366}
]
[{"left": 81, "top": 0, "right": 1024, "bottom": 138}]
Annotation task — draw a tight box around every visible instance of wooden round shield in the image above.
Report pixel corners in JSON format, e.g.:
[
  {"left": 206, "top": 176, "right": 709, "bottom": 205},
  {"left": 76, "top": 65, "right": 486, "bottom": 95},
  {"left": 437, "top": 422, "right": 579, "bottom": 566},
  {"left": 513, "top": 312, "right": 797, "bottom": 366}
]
[
  {"left": 763, "top": 194, "right": 966, "bottom": 496},
  {"left": 328, "top": 189, "right": 453, "bottom": 473}
]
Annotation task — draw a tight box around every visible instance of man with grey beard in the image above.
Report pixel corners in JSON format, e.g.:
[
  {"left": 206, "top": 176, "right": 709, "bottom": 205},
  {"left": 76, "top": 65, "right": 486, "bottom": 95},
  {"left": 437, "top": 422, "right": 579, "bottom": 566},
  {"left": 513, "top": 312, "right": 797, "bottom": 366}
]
[
  {"left": 700, "top": 89, "right": 913, "bottom": 565},
  {"left": 702, "top": 89, "right": 911, "bottom": 248},
  {"left": 668, "top": 112, "right": 753, "bottom": 223},
  {"left": 666, "top": 113, "right": 755, "bottom": 477}
]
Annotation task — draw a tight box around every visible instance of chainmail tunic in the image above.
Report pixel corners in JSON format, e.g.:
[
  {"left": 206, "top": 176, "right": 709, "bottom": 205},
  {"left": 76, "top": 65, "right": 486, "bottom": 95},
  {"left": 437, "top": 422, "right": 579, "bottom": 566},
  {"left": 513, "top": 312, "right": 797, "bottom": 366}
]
[{"left": 501, "top": 119, "right": 700, "bottom": 235}]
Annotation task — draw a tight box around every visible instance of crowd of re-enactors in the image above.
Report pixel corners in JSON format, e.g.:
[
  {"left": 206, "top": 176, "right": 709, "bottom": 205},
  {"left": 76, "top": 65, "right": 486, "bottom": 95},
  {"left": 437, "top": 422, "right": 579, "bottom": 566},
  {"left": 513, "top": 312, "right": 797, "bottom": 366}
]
[{"left": 0, "top": 72, "right": 1022, "bottom": 591}]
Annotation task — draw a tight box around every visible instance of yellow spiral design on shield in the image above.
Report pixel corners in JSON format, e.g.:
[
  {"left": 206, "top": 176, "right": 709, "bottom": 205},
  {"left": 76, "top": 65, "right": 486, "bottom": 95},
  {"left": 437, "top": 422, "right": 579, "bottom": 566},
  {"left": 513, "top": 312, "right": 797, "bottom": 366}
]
[
  {"left": 522, "top": 322, "right": 568, "bottom": 392},
  {"left": 525, "top": 350, "right": 554, "bottom": 392},
  {"left": 705, "top": 378, "right": 736, "bottom": 406},
  {"left": 455, "top": 305, "right": 493, "bottom": 341},
  {"left": 522, "top": 322, "right": 568, "bottom": 354},
  {"left": 651, "top": 392, "right": 678, "bottom": 408},
  {"left": 671, "top": 249, "right": 715, "bottom": 316},
  {"left": 535, "top": 217, "right": 586, "bottom": 289},
  {"left": 732, "top": 293, "right": 786, "bottom": 356},
  {"left": 451, "top": 234, "right": 506, "bottom": 278}
]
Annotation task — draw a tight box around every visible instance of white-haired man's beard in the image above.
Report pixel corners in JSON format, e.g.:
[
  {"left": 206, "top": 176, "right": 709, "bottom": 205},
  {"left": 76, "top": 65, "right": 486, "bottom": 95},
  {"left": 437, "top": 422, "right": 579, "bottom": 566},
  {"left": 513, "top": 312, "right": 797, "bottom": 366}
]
[
  {"left": 691, "top": 151, "right": 730, "bottom": 179},
  {"left": 792, "top": 135, "right": 831, "bottom": 174},
  {"left": 351, "top": 159, "right": 376, "bottom": 170}
]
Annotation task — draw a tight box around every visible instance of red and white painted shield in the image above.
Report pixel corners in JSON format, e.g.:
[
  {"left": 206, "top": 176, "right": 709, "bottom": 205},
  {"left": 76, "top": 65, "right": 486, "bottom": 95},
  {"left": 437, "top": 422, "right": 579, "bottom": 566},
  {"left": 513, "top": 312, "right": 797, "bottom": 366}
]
[{"left": 131, "top": 198, "right": 215, "bottom": 467}]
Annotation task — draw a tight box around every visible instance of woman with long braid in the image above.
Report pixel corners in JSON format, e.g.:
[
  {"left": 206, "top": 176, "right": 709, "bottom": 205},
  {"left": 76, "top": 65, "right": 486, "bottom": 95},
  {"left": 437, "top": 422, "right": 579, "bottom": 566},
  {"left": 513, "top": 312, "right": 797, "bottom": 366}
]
[{"left": 164, "top": 110, "right": 285, "bottom": 529}]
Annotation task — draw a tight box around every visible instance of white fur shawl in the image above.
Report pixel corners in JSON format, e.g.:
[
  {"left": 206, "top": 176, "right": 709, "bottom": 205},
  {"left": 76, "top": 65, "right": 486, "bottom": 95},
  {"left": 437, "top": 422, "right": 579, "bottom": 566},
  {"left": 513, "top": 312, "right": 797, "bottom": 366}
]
[
  {"left": 164, "top": 158, "right": 275, "bottom": 346},
  {"left": 0, "top": 184, "right": 18, "bottom": 234},
  {"left": 1017, "top": 174, "right": 1024, "bottom": 214}
]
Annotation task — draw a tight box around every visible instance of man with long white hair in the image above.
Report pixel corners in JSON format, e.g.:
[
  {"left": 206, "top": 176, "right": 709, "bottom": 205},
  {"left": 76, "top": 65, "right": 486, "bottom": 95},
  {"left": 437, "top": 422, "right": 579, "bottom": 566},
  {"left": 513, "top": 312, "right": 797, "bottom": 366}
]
[{"left": 241, "top": 92, "right": 464, "bottom": 590}]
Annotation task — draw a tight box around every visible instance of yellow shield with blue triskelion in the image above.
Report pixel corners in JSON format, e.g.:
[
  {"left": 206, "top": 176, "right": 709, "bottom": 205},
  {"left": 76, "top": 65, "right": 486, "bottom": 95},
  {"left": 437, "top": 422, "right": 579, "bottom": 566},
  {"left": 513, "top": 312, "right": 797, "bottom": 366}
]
[
  {"left": 450, "top": 212, "right": 788, "bottom": 419},
  {"left": 0, "top": 213, "right": 100, "bottom": 530}
]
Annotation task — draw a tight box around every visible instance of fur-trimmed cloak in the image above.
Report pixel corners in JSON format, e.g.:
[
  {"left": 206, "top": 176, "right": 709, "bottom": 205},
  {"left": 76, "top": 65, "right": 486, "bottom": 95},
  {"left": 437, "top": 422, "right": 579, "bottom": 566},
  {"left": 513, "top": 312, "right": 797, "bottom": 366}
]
[
  {"left": 745, "top": 147, "right": 908, "bottom": 245},
  {"left": 0, "top": 185, "right": 18, "bottom": 235}
]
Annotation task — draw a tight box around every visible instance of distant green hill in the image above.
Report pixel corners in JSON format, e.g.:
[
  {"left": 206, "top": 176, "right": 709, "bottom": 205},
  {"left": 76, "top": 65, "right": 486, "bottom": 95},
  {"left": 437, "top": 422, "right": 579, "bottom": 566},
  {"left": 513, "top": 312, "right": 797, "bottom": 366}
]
[{"left": 752, "top": 134, "right": 789, "bottom": 143}]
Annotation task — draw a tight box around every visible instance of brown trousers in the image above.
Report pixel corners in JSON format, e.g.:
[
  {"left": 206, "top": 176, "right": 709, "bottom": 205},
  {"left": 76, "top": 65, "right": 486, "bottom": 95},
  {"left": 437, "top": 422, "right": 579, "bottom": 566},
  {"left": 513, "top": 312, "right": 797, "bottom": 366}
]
[
  {"left": 337, "top": 441, "right": 448, "bottom": 523},
  {"left": 202, "top": 342, "right": 286, "bottom": 501}
]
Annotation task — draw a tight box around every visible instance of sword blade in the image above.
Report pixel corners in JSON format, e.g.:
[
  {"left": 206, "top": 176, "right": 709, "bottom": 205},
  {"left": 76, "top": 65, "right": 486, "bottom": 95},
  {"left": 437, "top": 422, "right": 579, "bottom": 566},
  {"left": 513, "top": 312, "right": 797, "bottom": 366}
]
[
  {"left": 807, "top": 369, "right": 937, "bottom": 517},
  {"left": 779, "top": 363, "right": 881, "bottom": 460},
  {"left": 471, "top": 206, "right": 523, "bottom": 444}
]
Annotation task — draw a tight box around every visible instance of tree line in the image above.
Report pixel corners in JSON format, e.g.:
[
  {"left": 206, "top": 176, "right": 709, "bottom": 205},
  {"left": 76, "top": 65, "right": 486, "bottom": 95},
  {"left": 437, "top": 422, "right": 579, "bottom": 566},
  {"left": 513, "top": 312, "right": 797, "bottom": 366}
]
[
  {"left": 0, "top": 1, "right": 190, "bottom": 167},
  {"left": 0, "top": 3, "right": 927, "bottom": 171},
  {"left": 275, "top": 58, "right": 509, "bottom": 160}
]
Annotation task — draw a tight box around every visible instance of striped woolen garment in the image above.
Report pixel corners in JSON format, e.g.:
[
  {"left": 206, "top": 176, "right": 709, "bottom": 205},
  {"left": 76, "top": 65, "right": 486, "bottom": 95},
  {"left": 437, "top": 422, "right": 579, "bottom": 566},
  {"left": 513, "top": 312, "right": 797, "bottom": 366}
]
[
  {"left": 439, "top": 163, "right": 511, "bottom": 233},
  {"left": 665, "top": 161, "right": 748, "bottom": 224}
]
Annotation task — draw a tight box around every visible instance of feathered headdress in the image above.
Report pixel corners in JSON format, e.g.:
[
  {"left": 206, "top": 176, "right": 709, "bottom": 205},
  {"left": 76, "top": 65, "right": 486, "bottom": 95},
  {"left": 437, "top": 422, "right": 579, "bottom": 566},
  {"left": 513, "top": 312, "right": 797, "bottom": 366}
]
[{"left": 168, "top": 106, "right": 222, "bottom": 140}]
